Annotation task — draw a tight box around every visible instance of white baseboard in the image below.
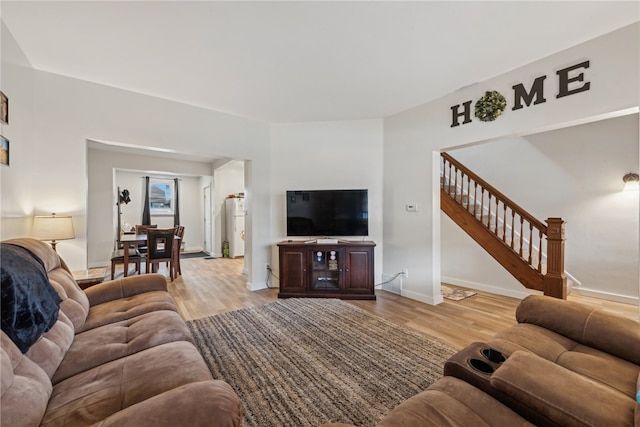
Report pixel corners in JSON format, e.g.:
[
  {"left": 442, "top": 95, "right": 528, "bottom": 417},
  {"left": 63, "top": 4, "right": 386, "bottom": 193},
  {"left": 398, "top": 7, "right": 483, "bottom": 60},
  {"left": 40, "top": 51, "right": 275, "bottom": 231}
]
[
  {"left": 570, "top": 287, "right": 639, "bottom": 306},
  {"left": 90, "top": 261, "right": 109, "bottom": 269},
  {"left": 441, "top": 276, "right": 537, "bottom": 300},
  {"left": 246, "top": 281, "right": 268, "bottom": 292},
  {"left": 401, "top": 288, "right": 443, "bottom": 306},
  {"left": 441, "top": 276, "right": 640, "bottom": 307},
  {"left": 246, "top": 280, "right": 280, "bottom": 291}
]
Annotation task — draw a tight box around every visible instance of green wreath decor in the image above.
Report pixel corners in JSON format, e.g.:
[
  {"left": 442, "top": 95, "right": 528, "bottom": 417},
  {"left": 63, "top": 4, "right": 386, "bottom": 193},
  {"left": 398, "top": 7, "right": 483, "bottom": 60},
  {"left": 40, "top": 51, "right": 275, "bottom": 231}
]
[{"left": 474, "top": 90, "right": 507, "bottom": 122}]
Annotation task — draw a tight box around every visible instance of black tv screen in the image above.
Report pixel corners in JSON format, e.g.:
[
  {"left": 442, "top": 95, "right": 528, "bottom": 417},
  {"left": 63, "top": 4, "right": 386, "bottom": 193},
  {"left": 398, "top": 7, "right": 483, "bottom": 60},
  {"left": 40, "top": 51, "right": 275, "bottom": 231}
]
[{"left": 286, "top": 189, "right": 369, "bottom": 237}]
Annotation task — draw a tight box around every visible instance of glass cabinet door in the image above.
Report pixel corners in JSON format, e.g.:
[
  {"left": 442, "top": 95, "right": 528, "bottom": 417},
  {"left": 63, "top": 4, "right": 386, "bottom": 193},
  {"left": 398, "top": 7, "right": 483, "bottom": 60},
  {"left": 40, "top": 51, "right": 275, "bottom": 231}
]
[{"left": 311, "top": 249, "right": 341, "bottom": 291}]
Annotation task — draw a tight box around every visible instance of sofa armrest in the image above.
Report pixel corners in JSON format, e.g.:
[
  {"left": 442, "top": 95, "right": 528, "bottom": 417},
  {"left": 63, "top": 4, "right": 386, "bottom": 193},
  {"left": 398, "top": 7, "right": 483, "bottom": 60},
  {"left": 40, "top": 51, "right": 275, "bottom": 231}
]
[
  {"left": 490, "top": 350, "right": 636, "bottom": 427},
  {"left": 92, "top": 380, "right": 242, "bottom": 427},
  {"left": 84, "top": 274, "right": 168, "bottom": 307},
  {"left": 516, "top": 295, "right": 640, "bottom": 365}
]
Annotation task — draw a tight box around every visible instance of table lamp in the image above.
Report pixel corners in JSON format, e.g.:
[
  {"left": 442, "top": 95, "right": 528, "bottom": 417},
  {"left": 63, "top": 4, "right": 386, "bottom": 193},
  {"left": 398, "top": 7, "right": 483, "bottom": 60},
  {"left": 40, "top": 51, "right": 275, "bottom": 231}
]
[{"left": 32, "top": 213, "right": 75, "bottom": 252}]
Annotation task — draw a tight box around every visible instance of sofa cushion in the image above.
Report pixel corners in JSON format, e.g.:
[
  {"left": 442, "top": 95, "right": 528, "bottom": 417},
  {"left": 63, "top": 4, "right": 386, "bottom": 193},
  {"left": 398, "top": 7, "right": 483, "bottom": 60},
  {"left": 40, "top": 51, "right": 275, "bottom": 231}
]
[
  {"left": 489, "top": 323, "right": 577, "bottom": 361},
  {"left": 87, "top": 381, "right": 243, "bottom": 427},
  {"left": 81, "top": 290, "right": 178, "bottom": 332},
  {"left": 491, "top": 350, "right": 635, "bottom": 427},
  {"left": 556, "top": 344, "right": 639, "bottom": 398},
  {"left": 41, "top": 341, "right": 213, "bottom": 427},
  {"left": 0, "top": 243, "right": 63, "bottom": 353},
  {"left": 47, "top": 268, "right": 90, "bottom": 331},
  {"left": 83, "top": 273, "right": 169, "bottom": 306},
  {"left": 489, "top": 323, "right": 640, "bottom": 400},
  {"left": 52, "top": 310, "right": 193, "bottom": 384},
  {"left": 0, "top": 331, "right": 52, "bottom": 427},
  {"left": 515, "top": 295, "right": 640, "bottom": 365},
  {"left": 24, "top": 310, "right": 75, "bottom": 380},
  {"left": 376, "top": 377, "right": 534, "bottom": 427}
]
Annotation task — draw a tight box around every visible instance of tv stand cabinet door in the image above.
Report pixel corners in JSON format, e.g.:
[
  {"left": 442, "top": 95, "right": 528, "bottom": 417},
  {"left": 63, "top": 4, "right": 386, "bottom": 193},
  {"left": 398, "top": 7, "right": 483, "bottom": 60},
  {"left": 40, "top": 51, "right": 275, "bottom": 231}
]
[
  {"left": 343, "top": 246, "right": 374, "bottom": 295},
  {"left": 279, "top": 246, "right": 308, "bottom": 294}
]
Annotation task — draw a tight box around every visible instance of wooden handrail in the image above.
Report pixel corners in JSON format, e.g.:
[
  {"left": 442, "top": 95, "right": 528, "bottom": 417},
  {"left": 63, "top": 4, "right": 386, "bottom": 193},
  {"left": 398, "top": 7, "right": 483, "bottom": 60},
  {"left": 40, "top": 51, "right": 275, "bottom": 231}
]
[
  {"left": 441, "top": 152, "right": 547, "bottom": 232},
  {"left": 440, "top": 152, "right": 566, "bottom": 299}
]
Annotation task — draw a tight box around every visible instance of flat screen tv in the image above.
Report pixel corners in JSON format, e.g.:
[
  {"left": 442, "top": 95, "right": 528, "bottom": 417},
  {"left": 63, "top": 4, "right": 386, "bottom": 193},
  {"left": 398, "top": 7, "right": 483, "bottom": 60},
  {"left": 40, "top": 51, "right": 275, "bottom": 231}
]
[{"left": 286, "top": 189, "right": 369, "bottom": 237}]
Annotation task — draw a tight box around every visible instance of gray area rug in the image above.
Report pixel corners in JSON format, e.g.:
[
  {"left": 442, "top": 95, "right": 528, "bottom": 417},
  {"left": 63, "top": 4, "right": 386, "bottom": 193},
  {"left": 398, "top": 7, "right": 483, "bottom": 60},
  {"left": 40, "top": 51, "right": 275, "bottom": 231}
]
[
  {"left": 186, "top": 298, "right": 457, "bottom": 427},
  {"left": 179, "top": 251, "right": 212, "bottom": 259}
]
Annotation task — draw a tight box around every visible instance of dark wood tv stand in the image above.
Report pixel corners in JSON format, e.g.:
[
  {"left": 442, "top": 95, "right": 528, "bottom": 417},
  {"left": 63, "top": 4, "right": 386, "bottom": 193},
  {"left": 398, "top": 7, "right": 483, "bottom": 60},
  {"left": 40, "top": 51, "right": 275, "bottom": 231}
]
[{"left": 277, "top": 240, "right": 376, "bottom": 300}]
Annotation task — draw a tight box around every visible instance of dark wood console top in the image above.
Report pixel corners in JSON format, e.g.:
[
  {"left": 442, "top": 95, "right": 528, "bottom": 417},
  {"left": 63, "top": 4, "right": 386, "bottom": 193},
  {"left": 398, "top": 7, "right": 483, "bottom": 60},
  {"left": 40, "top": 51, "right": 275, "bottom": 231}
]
[{"left": 278, "top": 240, "right": 376, "bottom": 247}]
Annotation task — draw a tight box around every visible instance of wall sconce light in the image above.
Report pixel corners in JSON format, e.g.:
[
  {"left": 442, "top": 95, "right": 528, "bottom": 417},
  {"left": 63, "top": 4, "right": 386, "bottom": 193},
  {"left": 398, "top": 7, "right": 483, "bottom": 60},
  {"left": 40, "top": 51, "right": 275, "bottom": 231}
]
[
  {"left": 622, "top": 173, "right": 639, "bottom": 191},
  {"left": 32, "top": 213, "right": 75, "bottom": 252}
]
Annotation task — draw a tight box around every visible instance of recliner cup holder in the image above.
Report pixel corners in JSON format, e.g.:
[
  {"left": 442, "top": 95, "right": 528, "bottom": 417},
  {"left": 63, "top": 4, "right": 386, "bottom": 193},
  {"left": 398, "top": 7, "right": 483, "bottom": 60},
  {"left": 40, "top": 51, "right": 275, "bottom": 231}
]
[
  {"left": 481, "top": 348, "right": 506, "bottom": 363},
  {"left": 468, "top": 358, "right": 494, "bottom": 374}
]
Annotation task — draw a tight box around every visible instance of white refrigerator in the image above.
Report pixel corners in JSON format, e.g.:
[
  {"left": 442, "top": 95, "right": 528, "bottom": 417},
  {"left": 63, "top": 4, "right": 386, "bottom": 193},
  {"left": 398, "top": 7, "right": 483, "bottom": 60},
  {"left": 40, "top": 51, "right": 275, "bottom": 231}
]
[{"left": 225, "top": 198, "right": 245, "bottom": 257}]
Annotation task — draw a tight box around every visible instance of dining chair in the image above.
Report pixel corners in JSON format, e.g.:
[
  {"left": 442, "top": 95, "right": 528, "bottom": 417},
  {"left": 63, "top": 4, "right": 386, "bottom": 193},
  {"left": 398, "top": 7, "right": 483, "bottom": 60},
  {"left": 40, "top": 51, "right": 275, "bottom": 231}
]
[
  {"left": 135, "top": 224, "right": 157, "bottom": 254},
  {"left": 110, "top": 248, "right": 142, "bottom": 279},
  {"left": 145, "top": 228, "right": 176, "bottom": 281},
  {"left": 173, "top": 225, "right": 185, "bottom": 276},
  {"left": 135, "top": 224, "right": 158, "bottom": 234}
]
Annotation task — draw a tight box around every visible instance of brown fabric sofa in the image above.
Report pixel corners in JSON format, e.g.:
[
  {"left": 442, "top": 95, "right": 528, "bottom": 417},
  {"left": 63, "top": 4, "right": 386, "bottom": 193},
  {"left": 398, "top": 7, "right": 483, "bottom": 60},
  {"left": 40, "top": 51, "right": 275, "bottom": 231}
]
[
  {"left": 483, "top": 295, "right": 640, "bottom": 426},
  {"left": 1, "top": 238, "right": 242, "bottom": 427},
  {"left": 322, "top": 295, "right": 640, "bottom": 427}
]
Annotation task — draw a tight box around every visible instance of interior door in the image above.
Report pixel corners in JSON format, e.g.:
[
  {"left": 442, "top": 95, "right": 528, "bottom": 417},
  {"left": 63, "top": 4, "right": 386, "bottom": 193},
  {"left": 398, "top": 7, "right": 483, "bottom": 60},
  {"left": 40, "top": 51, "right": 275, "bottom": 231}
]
[{"left": 203, "top": 186, "right": 213, "bottom": 255}]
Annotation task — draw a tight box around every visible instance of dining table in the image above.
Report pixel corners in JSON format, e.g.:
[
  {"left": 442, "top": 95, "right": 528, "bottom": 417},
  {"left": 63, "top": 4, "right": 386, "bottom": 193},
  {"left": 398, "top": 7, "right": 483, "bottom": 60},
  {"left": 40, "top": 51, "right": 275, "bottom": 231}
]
[{"left": 119, "top": 233, "right": 181, "bottom": 277}]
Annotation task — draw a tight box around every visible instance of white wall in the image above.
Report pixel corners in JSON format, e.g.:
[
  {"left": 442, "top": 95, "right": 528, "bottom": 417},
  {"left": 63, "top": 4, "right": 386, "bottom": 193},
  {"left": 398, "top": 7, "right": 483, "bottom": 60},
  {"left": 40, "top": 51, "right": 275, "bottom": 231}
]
[
  {"left": 1, "top": 39, "right": 271, "bottom": 288},
  {"left": 270, "top": 119, "right": 384, "bottom": 287},
  {"left": 443, "top": 114, "right": 639, "bottom": 302},
  {"left": 0, "top": 22, "right": 37, "bottom": 240},
  {"left": 384, "top": 23, "right": 639, "bottom": 305}
]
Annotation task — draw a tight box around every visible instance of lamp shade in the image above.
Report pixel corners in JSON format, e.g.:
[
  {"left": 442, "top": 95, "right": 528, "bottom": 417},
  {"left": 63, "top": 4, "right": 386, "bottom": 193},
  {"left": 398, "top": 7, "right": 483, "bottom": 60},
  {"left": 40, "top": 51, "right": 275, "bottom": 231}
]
[{"left": 32, "top": 214, "right": 75, "bottom": 242}]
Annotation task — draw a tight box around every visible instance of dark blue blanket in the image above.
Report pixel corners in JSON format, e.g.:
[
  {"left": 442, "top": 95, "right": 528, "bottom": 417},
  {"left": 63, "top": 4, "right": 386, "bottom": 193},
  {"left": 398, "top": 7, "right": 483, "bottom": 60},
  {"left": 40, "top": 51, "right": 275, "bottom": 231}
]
[{"left": 1, "top": 243, "right": 62, "bottom": 353}]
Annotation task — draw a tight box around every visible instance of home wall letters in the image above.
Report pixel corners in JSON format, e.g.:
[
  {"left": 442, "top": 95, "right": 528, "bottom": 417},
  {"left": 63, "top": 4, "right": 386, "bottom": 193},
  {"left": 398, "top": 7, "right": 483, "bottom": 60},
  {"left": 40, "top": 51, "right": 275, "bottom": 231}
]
[{"left": 450, "top": 60, "right": 590, "bottom": 128}]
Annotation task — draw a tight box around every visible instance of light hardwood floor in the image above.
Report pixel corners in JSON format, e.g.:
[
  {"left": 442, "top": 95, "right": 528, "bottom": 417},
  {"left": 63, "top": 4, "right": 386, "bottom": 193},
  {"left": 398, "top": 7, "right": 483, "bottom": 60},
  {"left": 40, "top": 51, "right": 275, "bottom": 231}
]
[{"left": 128, "top": 256, "right": 639, "bottom": 351}]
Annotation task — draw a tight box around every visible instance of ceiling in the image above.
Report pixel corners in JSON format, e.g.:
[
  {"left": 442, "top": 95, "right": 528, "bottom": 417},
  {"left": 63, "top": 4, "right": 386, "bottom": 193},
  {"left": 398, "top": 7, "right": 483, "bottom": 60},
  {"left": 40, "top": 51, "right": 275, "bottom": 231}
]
[{"left": 2, "top": 1, "right": 639, "bottom": 123}]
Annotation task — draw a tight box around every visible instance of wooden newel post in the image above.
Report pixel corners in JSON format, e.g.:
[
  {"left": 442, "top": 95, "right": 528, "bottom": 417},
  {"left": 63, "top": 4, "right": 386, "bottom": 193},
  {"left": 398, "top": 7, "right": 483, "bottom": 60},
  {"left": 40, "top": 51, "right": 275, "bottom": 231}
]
[{"left": 544, "top": 217, "right": 567, "bottom": 299}]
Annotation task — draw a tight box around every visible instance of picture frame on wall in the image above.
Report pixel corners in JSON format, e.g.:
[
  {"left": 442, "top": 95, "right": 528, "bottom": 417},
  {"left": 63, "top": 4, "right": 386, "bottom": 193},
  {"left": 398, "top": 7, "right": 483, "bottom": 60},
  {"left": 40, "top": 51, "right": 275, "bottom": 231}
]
[
  {"left": 0, "top": 91, "right": 7, "bottom": 125},
  {"left": 1, "top": 135, "right": 9, "bottom": 166}
]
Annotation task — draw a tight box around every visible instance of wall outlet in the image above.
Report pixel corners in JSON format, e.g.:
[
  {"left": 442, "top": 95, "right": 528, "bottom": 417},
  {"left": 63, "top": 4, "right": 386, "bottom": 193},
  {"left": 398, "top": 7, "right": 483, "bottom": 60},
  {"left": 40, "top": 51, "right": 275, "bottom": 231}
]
[
  {"left": 265, "top": 263, "right": 271, "bottom": 271},
  {"left": 402, "top": 268, "right": 408, "bottom": 278}
]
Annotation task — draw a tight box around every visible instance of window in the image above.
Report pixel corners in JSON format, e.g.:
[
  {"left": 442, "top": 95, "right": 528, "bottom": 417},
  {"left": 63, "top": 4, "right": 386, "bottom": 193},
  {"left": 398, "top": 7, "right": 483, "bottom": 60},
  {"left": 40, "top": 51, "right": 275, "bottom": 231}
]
[{"left": 149, "top": 178, "right": 174, "bottom": 215}]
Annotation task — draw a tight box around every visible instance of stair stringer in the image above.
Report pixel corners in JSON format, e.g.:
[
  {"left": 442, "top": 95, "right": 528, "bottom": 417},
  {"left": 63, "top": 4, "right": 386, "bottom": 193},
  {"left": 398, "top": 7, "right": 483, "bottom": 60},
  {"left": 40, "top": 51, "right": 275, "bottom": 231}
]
[
  {"left": 441, "top": 174, "right": 580, "bottom": 288},
  {"left": 441, "top": 189, "right": 545, "bottom": 292}
]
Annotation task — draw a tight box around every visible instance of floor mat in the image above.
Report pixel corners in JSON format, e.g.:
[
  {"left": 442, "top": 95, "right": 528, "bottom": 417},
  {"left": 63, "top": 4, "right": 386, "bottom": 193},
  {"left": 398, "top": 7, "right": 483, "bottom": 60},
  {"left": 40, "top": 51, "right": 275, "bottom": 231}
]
[{"left": 441, "top": 285, "right": 476, "bottom": 301}]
